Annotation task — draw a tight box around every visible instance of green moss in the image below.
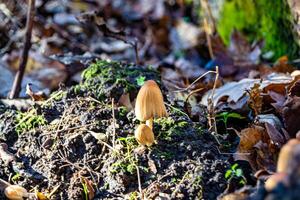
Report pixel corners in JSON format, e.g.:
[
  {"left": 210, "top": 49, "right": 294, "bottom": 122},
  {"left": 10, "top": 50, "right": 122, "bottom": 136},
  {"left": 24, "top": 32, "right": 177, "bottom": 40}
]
[
  {"left": 128, "top": 191, "right": 139, "bottom": 200},
  {"left": 110, "top": 136, "right": 139, "bottom": 175},
  {"left": 217, "top": 0, "right": 299, "bottom": 59},
  {"left": 15, "top": 110, "right": 46, "bottom": 134},
  {"left": 156, "top": 117, "right": 190, "bottom": 141},
  {"left": 78, "top": 60, "right": 159, "bottom": 100}
]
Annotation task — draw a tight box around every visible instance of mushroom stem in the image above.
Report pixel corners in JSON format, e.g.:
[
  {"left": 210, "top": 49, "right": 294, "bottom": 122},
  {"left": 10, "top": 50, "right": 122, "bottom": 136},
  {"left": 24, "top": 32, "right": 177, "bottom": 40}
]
[{"left": 146, "top": 118, "right": 153, "bottom": 130}]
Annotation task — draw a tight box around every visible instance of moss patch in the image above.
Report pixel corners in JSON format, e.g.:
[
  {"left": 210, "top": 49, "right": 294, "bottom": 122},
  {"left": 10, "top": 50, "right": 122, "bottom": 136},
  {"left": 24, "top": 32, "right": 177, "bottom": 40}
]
[
  {"left": 217, "top": 0, "right": 299, "bottom": 59},
  {"left": 75, "top": 60, "right": 160, "bottom": 101}
]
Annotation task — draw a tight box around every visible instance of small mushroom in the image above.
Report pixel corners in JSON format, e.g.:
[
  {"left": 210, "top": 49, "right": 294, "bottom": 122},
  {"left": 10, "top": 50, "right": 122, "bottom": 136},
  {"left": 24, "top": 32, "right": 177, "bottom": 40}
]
[
  {"left": 4, "top": 185, "right": 28, "bottom": 200},
  {"left": 135, "top": 80, "right": 167, "bottom": 129},
  {"left": 277, "top": 138, "right": 300, "bottom": 173},
  {"left": 135, "top": 124, "right": 154, "bottom": 146}
]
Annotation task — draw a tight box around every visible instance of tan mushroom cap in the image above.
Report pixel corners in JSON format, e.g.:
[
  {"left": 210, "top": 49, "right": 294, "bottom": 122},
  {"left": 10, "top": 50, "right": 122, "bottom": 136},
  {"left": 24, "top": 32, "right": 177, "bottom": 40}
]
[
  {"left": 135, "top": 80, "right": 167, "bottom": 121},
  {"left": 135, "top": 124, "right": 154, "bottom": 146},
  {"left": 4, "top": 185, "right": 28, "bottom": 200}
]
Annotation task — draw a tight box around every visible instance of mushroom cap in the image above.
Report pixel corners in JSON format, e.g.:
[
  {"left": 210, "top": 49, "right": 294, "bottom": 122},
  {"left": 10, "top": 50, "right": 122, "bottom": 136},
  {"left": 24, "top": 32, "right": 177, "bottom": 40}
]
[
  {"left": 135, "top": 80, "right": 167, "bottom": 121},
  {"left": 134, "top": 124, "right": 154, "bottom": 146},
  {"left": 277, "top": 139, "right": 300, "bottom": 173},
  {"left": 4, "top": 185, "right": 28, "bottom": 200}
]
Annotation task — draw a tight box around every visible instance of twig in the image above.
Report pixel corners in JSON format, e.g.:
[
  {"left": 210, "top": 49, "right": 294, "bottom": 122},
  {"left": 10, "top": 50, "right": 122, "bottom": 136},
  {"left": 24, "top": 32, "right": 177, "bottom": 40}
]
[
  {"left": 164, "top": 103, "right": 190, "bottom": 119},
  {"left": 111, "top": 98, "right": 116, "bottom": 149},
  {"left": 203, "top": 18, "right": 214, "bottom": 59},
  {"left": 172, "top": 70, "right": 217, "bottom": 92},
  {"left": 136, "top": 163, "right": 144, "bottom": 200},
  {"left": 185, "top": 88, "right": 204, "bottom": 104},
  {"left": 207, "top": 66, "right": 220, "bottom": 145},
  {"left": 200, "top": 0, "right": 216, "bottom": 33},
  {"left": 9, "top": 0, "right": 35, "bottom": 99}
]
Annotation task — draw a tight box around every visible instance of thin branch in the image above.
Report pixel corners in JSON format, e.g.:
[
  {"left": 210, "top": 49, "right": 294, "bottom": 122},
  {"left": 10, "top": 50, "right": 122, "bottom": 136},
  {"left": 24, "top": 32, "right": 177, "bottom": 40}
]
[
  {"left": 111, "top": 98, "right": 116, "bottom": 149},
  {"left": 136, "top": 164, "right": 144, "bottom": 200},
  {"left": 207, "top": 66, "right": 220, "bottom": 145},
  {"left": 9, "top": 0, "right": 35, "bottom": 99},
  {"left": 172, "top": 70, "right": 217, "bottom": 92}
]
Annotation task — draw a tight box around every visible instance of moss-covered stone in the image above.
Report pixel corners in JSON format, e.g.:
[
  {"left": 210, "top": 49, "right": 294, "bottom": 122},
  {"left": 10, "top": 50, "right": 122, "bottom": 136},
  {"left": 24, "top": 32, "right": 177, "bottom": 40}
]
[
  {"left": 75, "top": 60, "right": 160, "bottom": 101},
  {"left": 217, "top": 0, "right": 299, "bottom": 59}
]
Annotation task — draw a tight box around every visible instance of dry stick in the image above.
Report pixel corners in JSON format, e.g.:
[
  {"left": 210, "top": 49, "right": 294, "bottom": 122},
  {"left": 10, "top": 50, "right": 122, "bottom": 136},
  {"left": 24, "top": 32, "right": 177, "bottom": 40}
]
[
  {"left": 201, "top": 0, "right": 216, "bottom": 33},
  {"left": 136, "top": 164, "right": 144, "bottom": 200},
  {"left": 9, "top": 0, "right": 35, "bottom": 99},
  {"left": 111, "top": 98, "right": 116, "bottom": 149},
  {"left": 203, "top": 18, "right": 214, "bottom": 59},
  {"left": 172, "top": 70, "right": 217, "bottom": 92},
  {"left": 207, "top": 66, "right": 220, "bottom": 145}
]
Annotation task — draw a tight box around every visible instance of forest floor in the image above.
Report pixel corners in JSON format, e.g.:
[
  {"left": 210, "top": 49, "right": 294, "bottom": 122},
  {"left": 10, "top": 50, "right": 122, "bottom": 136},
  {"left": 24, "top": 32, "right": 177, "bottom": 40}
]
[{"left": 1, "top": 1, "right": 300, "bottom": 200}]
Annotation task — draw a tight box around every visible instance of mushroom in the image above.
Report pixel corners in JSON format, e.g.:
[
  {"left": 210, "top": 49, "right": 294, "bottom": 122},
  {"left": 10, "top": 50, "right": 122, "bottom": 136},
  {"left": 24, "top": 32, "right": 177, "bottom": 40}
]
[
  {"left": 135, "top": 124, "right": 154, "bottom": 146},
  {"left": 4, "top": 185, "right": 28, "bottom": 200},
  {"left": 135, "top": 80, "right": 167, "bottom": 129}
]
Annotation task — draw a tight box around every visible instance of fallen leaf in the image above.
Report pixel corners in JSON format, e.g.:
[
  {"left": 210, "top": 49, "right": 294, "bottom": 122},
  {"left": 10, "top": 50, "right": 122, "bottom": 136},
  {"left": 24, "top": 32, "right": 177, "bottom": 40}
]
[
  {"left": 118, "top": 93, "right": 133, "bottom": 110},
  {"left": 264, "top": 122, "right": 285, "bottom": 147},
  {"left": 282, "top": 96, "right": 300, "bottom": 137},
  {"left": 247, "top": 83, "right": 263, "bottom": 116},
  {"left": 201, "top": 73, "right": 294, "bottom": 107},
  {"left": 26, "top": 83, "right": 46, "bottom": 101}
]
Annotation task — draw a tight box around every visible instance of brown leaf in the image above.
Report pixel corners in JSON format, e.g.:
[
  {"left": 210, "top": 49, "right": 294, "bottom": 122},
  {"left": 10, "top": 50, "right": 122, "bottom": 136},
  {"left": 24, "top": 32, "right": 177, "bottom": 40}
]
[
  {"left": 237, "top": 126, "right": 264, "bottom": 153},
  {"left": 254, "top": 141, "right": 276, "bottom": 171},
  {"left": 264, "top": 122, "right": 285, "bottom": 147},
  {"left": 201, "top": 73, "right": 294, "bottom": 108},
  {"left": 282, "top": 96, "right": 300, "bottom": 137},
  {"left": 26, "top": 83, "right": 46, "bottom": 101},
  {"left": 118, "top": 93, "right": 133, "bottom": 110},
  {"left": 247, "top": 83, "right": 263, "bottom": 116},
  {"left": 289, "top": 79, "right": 300, "bottom": 96},
  {"left": 268, "top": 91, "right": 286, "bottom": 112},
  {"left": 273, "top": 56, "right": 295, "bottom": 74},
  {"left": 235, "top": 126, "right": 277, "bottom": 171}
]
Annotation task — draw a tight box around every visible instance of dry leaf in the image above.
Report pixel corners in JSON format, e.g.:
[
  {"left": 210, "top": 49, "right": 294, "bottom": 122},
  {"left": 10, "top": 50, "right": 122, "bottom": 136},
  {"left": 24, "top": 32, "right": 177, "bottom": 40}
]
[
  {"left": 237, "top": 126, "right": 264, "bottom": 153},
  {"left": 247, "top": 83, "right": 263, "bottom": 116},
  {"left": 26, "top": 83, "right": 46, "bottom": 101},
  {"left": 201, "top": 73, "right": 294, "bottom": 107},
  {"left": 265, "top": 122, "right": 285, "bottom": 147},
  {"left": 118, "top": 93, "right": 133, "bottom": 110}
]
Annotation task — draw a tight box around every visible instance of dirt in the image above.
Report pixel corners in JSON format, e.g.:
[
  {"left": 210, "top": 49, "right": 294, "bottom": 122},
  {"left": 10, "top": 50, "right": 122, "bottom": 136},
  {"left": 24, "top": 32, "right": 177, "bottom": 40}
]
[{"left": 0, "top": 60, "right": 232, "bottom": 199}]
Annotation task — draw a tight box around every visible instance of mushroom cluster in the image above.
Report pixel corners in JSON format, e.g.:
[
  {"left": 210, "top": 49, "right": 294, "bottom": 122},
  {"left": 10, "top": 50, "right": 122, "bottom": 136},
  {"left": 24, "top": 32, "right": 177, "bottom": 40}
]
[{"left": 134, "top": 80, "right": 167, "bottom": 146}]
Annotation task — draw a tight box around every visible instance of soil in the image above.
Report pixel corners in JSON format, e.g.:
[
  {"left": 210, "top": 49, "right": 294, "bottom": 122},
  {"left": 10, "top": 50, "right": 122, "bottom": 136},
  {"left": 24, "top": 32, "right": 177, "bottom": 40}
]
[{"left": 0, "top": 60, "right": 232, "bottom": 200}]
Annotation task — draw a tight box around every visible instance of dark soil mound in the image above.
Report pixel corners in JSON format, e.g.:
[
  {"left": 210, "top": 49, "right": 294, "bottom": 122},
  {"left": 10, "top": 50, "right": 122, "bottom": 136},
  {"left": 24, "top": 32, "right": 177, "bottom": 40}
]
[{"left": 0, "top": 61, "right": 230, "bottom": 199}]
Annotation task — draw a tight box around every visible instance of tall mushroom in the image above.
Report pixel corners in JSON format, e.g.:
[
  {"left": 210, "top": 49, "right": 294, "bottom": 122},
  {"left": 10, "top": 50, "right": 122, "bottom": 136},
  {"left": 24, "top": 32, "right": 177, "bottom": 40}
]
[
  {"left": 135, "top": 124, "right": 154, "bottom": 146},
  {"left": 135, "top": 80, "right": 167, "bottom": 129}
]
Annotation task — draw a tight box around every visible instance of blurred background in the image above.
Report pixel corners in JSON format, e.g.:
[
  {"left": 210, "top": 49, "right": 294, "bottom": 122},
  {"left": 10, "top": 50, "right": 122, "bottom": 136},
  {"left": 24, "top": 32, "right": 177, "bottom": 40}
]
[{"left": 0, "top": 0, "right": 299, "bottom": 98}]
